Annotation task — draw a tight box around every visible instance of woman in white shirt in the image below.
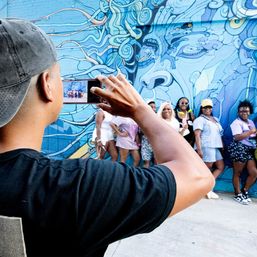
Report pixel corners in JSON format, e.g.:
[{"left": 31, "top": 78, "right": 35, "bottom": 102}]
[
  {"left": 92, "top": 100, "right": 118, "bottom": 161},
  {"left": 193, "top": 99, "right": 224, "bottom": 199},
  {"left": 157, "top": 102, "right": 180, "bottom": 132}
]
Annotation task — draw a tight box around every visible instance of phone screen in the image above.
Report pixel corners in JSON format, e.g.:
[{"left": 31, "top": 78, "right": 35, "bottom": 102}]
[{"left": 87, "top": 79, "right": 102, "bottom": 103}]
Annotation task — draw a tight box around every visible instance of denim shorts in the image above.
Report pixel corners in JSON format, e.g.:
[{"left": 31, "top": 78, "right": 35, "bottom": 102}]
[{"left": 202, "top": 147, "right": 223, "bottom": 162}]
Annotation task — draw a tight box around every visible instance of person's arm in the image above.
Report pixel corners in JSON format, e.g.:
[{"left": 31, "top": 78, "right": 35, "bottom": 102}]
[
  {"left": 194, "top": 129, "right": 203, "bottom": 158},
  {"left": 110, "top": 122, "right": 128, "bottom": 137},
  {"left": 91, "top": 74, "right": 214, "bottom": 216},
  {"left": 234, "top": 128, "right": 257, "bottom": 141},
  {"left": 179, "top": 123, "right": 189, "bottom": 136},
  {"left": 95, "top": 110, "right": 104, "bottom": 144},
  {"left": 189, "top": 110, "right": 195, "bottom": 121},
  {"left": 94, "top": 110, "right": 106, "bottom": 153},
  {"left": 231, "top": 120, "right": 256, "bottom": 141}
]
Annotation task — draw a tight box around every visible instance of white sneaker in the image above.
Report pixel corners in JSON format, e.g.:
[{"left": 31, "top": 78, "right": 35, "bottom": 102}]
[
  {"left": 234, "top": 193, "right": 249, "bottom": 205},
  {"left": 206, "top": 191, "right": 219, "bottom": 199},
  {"left": 242, "top": 191, "right": 252, "bottom": 203}
]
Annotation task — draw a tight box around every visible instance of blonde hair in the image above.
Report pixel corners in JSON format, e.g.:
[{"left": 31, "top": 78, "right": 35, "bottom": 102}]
[{"left": 157, "top": 102, "right": 175, "bottom": 120}]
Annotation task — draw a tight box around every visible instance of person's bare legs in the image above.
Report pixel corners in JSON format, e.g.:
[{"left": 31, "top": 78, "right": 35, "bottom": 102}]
[
  {"left": 143, "top": 160, "right": 150, "bottom": 168},
  {"left": 205, "top": 162, "right": 214, "bottom": 171},
  {"left": 95, "top": 143, "right": 106, "bottom": 160},
  {"left": 232, "top": 161, "right": 245, "bottom": 194},
  {"left": 212, "top": 159, "right": 224, "bottom": 179},
  {"left": 204, "top": 162, "right": 219, "bottom": 199},
  {"left": 130, "top": 149, "right": 140, "bottom": 166},
  {"left": 119, "top": 147, "right": 129, "bottom": 163},
  {"left": 106, "top": 140, "right": 118, "bottom": 162},
  {"left": 244, "top": 160, "right": 257, "bottom": 191}
]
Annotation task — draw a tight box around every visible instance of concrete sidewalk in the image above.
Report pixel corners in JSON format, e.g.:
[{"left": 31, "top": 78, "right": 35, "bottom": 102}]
[{"left": 104, "top": 193, "right": 257, "bottom": 257}]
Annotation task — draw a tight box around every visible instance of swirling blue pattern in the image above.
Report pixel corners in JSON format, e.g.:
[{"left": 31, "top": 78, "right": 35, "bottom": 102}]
[{"left": 1, "top": 0, "right": 257, "bottom": 195}]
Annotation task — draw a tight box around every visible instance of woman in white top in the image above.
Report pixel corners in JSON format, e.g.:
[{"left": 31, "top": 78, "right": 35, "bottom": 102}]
[
  {"left": 92, "top": 100, "right": 118, "bottom": 161},
  {"left": 157, "top": 102, "right": 180, "bottom": 132},
  {"left": 193, "top": 99, "right": 224, "bottom": 199}
]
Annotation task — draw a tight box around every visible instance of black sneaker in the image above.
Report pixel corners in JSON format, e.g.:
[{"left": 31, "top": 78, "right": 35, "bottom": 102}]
[
  {"left": 242, "top": 190, "right": 252, "bottom": 203},
  {"left": 233, "top": 193, "right": 248, "bottom": 205}
]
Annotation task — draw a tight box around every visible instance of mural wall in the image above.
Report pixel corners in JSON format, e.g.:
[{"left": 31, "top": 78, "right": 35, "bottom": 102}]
[{"left": 1, "top": 0, "right": 257, "bottom": 195}]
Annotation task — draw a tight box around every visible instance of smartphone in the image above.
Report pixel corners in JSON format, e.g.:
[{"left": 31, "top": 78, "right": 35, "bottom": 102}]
[{"left": 87, "top": 79, "right": 102, "bottom": 104}]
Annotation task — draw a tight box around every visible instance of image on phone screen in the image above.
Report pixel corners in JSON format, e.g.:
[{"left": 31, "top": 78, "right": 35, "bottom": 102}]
[{"left": 63, "top": 79, "right": 101, "bottom": 104}]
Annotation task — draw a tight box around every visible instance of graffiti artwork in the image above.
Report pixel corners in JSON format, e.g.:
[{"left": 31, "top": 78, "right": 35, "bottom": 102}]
[{"left": 1, "top": 0, "right": 257, "bottom": 194}]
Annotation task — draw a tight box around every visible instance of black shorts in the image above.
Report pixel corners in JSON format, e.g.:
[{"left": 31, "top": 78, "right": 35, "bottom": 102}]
[{"left": 227, "top": 141, "right": 255, "bottom": 163}]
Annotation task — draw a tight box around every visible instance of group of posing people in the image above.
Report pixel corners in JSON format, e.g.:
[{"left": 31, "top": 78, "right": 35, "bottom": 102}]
[
  {"left": 93, "top": 97, "right": 257, "bottom": 205},
  {"left": 92, "top": 97, "right": 194, "bottom": 166}
]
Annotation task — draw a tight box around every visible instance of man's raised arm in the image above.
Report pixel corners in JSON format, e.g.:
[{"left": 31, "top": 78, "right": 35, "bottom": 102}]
[{"left": 91, "top": 74, "right": 215, "bottom": 216}]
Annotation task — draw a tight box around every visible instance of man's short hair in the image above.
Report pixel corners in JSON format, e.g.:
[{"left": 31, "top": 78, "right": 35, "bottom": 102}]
[{"left": 0, "top": 18, "right": 57, "bottom": 127}]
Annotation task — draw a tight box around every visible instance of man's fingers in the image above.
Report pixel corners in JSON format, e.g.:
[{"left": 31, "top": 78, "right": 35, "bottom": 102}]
[
  {"left": 117, "top": 73, "right": 125, "bottom": 80},
  {"left": 96, "top": 75, "right": 121, "bottom": 94},
  {"left": 117, "top": 73, "right": 128, "bottom": 84},
  {"left": 97, "top": 75, "right": 117, "bottom": 88},
  {"left": 108, "top": 75, "right": 123, "bottom": 86},
  {"left": 90, "top": 86, "right": 108, "bottom": 98},
  {"left": 97, "top": 103, "right": 112, "bottom": 113}
]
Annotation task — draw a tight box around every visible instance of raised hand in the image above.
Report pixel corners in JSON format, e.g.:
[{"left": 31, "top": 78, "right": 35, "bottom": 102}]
[{"left": 90, "top": 74, "right": 145, "bottom": 118}]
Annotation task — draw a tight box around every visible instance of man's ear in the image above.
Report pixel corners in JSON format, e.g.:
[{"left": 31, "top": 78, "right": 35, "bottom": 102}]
[{"left": 38, "top": 70, "right": 54, "bottom": 102}]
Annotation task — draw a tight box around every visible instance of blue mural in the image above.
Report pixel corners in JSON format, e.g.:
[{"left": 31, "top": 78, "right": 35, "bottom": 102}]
[{"left": 1, "top": 0, "right": 257, "bottom": 195}]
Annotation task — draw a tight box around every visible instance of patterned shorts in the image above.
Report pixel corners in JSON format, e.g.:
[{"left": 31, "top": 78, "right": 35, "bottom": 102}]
[
  {"left": 141, "top": 136, "right": 153, "bottom": 161},
  {"left": 227, "top": 141, "right": 255, "bottom": 163}
]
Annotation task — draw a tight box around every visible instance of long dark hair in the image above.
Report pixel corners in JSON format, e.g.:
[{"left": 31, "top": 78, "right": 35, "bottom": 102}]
[{"left": 175, "top": 97, "right": 190, "bottom": 112}]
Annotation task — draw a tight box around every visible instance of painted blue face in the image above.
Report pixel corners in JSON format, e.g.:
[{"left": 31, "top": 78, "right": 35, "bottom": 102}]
[
  {"left": 135, "top": 25, "right": 224, "bottom": 94},
  {"left": 134, "top": 0, "right": 257, "bottom": 134},
  {"left": 10, "top": 0, "right": 257, "bottom": 159}
]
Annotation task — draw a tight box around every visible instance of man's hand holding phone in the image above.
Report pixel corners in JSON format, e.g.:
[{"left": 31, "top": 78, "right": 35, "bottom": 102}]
[
  {"left": 87, "top": 79, "right": 102, "bottom": 104},
  {"left": 90, "top": 74, "right": 146, "bottom": 118}
]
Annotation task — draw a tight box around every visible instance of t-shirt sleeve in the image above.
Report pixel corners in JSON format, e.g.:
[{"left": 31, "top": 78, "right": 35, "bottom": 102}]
[
  {"left": 76, "top": 159, "right": 176, "bottom": 248},
  {"left": 193, "top": 117, "right": 204, "bottom": 131},
  {"left": 111, "top": 116, "right": 121, "bottom": 126},
  {"left": 249, "top": 120, "right": 256, "bottom": 129},
  {"left": 230, "top": 120, "right": 243, "bottom": 136}
]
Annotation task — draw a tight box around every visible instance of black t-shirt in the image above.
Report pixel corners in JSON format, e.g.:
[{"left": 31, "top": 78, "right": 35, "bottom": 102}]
[{"left": 0, "top": 149, "right": 176, "bottom": 256}]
